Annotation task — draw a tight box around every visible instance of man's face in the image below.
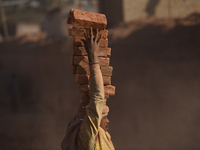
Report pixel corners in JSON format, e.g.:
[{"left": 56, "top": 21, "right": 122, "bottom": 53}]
[{"left": 100, "top": 115, "right": 109, "bottom": 132}]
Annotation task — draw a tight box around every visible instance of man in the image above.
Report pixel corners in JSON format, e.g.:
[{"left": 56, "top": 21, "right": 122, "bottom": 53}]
[{"left": 61, "top": 28, "right": 115, "bottom": 150}]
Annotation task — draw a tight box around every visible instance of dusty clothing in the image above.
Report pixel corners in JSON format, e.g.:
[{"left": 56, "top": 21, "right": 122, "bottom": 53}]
[{"left": 61, "top": 64, "right": 115, "bottom": 150}]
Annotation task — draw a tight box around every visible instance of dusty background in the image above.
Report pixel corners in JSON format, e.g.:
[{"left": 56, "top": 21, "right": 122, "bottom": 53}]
[
  {"left": 0, "top": 1, "right": 200, "bottom": 150},
  {"left": 99, "top": 0, "right": 200, "bottom": 27},
  {"left": 123, "top": 0, "right": 200, "bottom": 21}
]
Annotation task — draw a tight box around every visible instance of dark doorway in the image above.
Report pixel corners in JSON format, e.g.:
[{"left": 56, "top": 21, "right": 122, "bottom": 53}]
[
  {"left": 99, "top": 0, "right": 123, "bottom": 28},
  {"left": 145, "top": 0, "right": 161, "bottom": 17}
]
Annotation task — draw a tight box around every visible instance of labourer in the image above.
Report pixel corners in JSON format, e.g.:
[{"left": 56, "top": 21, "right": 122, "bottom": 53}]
[{"left": 61, "top": 28, "right": 115, "bottom": 150}]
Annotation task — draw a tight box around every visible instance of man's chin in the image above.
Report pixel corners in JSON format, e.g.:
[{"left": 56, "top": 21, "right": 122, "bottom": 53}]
[{"left": 105, "top": 126, "right": 109, "bottom": 132}]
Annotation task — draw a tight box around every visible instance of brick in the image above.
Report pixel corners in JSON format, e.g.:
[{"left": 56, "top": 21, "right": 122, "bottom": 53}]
[
  {"left": 76, "top": 62, "right": 90, "bottom": 74},
  {"left": 73, "top": 56, "right": 88, "bottom": 65},
  {"left": 103, "top": 76, "right": 111, "bottom": 85},
  {"left": 79, "top": 85, "right": 89, "bottom": 94},
  {"left": 72, "top": 65, "right": 77, "bottom": 74},
  {"left": 76, "top": 63, "right": 113, "bottom": 76},
  {"left": 68, "top": 26, "right": 73, "bottom": 37},
  {"left": 74, "top": 74, "right": 89, "bottom": 85},
  {"left": 81, "top": 94, "right": 90, "bottom": 103},
  {"left": 74, "top": 74, "right": 111, "bottom": 85},
  {"left": 96, "top": 55, "right": 117, "bottom": 65},
  {"left": 73, "top": 36, "right": 108, "bottom": 48},
  {"left": 73, "top": 56, "right": 110, "bottom": 66},
  {"left": 68, "top": 26, "right": 108, "bottom": 39},
  {"left": 98, "top": 48, "right": 111, "bottom": 57},
  {"left": 67, "top": 8, "right": 107, "bottom": 30},
  {"left": 73, "top": 46, "right": 111, "bottom": 57},
  {"left": 101, "top": 66, "right": 113, "bottom": 76},
  {"left": 104, "top": 85, "right": 115, "bottom": 95},
  {"left": 71, "top": 56, "right": 74, "bottom": 65},
  {"left": 79, "top": 85, "right": 115, "bottom": 95}
]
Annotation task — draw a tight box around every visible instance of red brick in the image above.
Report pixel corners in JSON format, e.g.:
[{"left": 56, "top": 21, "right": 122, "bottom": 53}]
[
  {"left": 79, "top": 85, "right": 115, "bottom": 95},
  {"left": 74, "top": 74, "right": 111, "bottom": 85},
  {"left": 73, "top": 36, "right": 108, "bottom": 48},
  {"left": 72, "top": 65, "right": 77, "bottom": 74},
  {"left": 73, "top": 56, "right": 88, "bottom": 65},
  {"left": 81, "top": 94, "right": 90, "bottom": 103},
  {"left": 101, "top": 66, "right": 113, "bottom": 76},
  {"left": 74, "top": 74, "right": 89, "bottom": 85},
  {"left": 71, "top": 56, "right": 74, "bottom": 65},
  {"left": 76, "top": 63, "right": 113, "bottom": 76},
  {"left": 79, "top": 85, "right": 89, "bottom": 94},
  {"left": 68, "top": 26, "right": 108, "bottom": 39},
  {"left": 104, "top": 85, "right": 115, "bottom": 95},
  {"left": 76, "top": 62, "right": 90, "bottom": 74},
  {"left": 73, "top": 46, "right": 111, "bottom": 57},
  {"left": 67, "top": 8, "right": 107, "bottom": 30},
  {"left": 73, "top": 56, "right": 110, "bottom": 66},
  {"left": 68, "top": 26, "right": 73, "bottom": 37},
  {"left": 98, "top": 48, "right": 111, "bottom": 57},
  {"left": 103, "top": 76, "right": 111, "bottom": 85}
]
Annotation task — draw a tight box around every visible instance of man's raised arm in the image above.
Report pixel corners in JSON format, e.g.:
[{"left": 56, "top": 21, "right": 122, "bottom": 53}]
[{"left": 77, "top": 28, "right": 105, "bottom": 149}]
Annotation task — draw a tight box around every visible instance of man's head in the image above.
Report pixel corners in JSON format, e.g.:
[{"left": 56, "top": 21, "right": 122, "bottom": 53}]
[{"left": 100, "top": 105, "right": 110, "bottom": 132}]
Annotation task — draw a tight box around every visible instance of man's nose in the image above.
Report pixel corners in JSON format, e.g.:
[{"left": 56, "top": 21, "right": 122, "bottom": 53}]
[{"left": 106, "top": 118, "right": 109, "bottom": 123}]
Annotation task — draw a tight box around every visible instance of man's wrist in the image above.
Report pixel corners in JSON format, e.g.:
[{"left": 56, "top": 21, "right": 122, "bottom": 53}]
[
  {"left": 88, "top": 54, "right": 98, "bottom": 64},
  {"left": 89, "top": 62, "right": 99, "bottom": 65}
]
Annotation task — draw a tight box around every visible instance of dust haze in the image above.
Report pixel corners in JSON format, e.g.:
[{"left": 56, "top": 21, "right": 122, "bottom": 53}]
[{"left": 0, "top": 3, "right": 200, "bottom": 150}]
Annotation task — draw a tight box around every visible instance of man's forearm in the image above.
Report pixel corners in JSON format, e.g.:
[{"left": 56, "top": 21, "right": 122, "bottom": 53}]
[
  {"left": 89, "top": 63, "right": 104, "bottom": 102},
  {"left": 87, "top": 47, "right": 104, "bottom": 102}
]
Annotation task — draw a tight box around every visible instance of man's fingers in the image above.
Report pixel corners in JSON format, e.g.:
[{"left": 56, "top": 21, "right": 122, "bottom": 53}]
[
  {"left": 94, "top": 29, "right": 99, "bottom": 43},
  {"left": 97, "top": 34, "right": 102, "bottom": 45},
  {"left": 84, "top": 30, "right": 88, "bottom": 41},
  {"left": 90, "top": 27, "right": 94, "bottom": 43}
]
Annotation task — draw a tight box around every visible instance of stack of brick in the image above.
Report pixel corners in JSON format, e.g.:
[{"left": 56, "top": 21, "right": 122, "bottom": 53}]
[{"left": 67, "top": 8, "right": 115, "bottom": 103}]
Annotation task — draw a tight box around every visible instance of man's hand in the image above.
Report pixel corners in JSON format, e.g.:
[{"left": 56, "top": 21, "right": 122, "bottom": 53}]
[{"left": 84, "top": 27, "right": 102, "bottom": 64}]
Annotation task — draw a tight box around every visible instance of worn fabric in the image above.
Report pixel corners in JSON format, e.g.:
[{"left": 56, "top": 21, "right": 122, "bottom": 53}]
[
  {"left": 61, "top": 105, "right": 86, "bottom": 150},
  {"left": 61, "top": 64, "right": 115, "bottom": 150},
  {"left": 102, "top": 105, "right": 109, "bottom": 119}
]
